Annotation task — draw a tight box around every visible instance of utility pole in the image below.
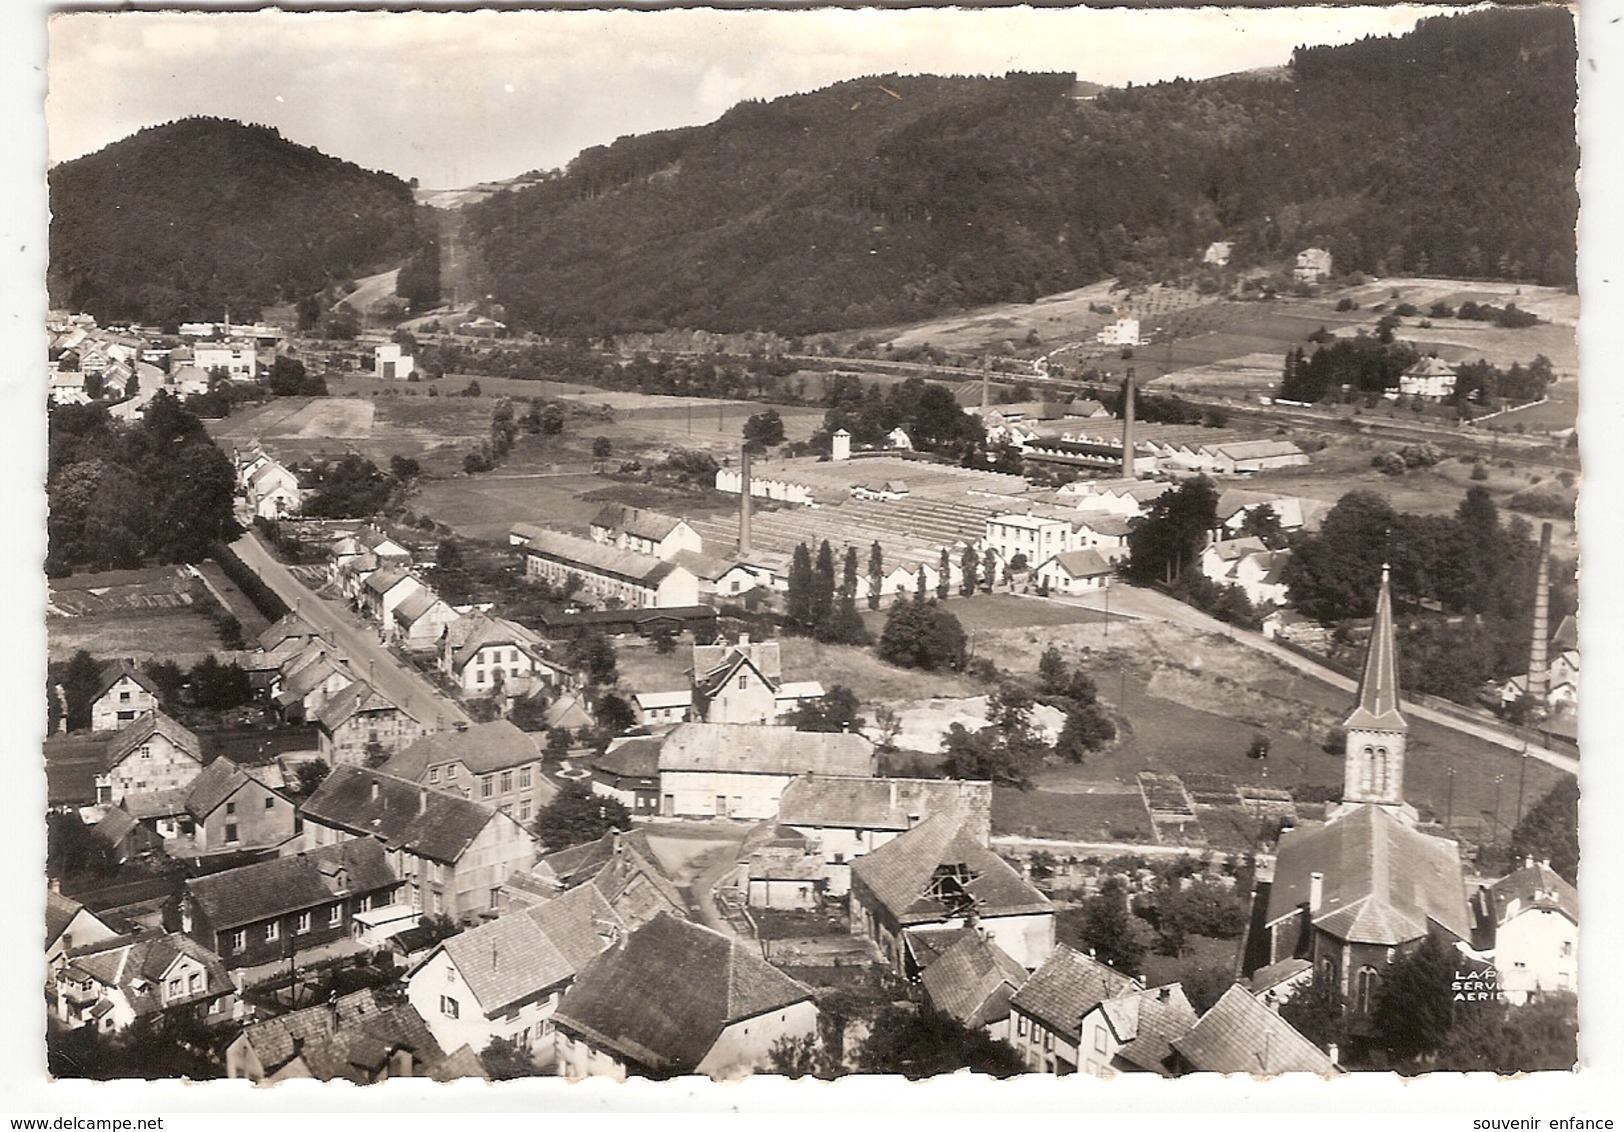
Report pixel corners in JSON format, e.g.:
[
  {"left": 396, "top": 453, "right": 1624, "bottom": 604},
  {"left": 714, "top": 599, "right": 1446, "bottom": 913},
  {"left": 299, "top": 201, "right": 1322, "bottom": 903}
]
[
  {"left": 1445, "top": 766, "right": 1455, "bottom": 829},
  {"left": 1515, "top": 748, "right": 1529, "bottom": 829}
]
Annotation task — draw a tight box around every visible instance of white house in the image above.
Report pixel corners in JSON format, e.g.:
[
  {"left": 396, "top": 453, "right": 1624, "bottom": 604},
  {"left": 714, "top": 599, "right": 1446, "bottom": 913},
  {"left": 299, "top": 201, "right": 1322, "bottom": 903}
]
[
  {"left": 1007, "top": 944, "right": 1143, "bottom": 1075},
  {"left": 1294, "top": 247, "right": 1333, "bottom": 283},
  {"left": 54, "top": 932, "right": 236, "bottom": 1034},
  {"left": 984, "top": 513, "right": 1072, "bottom": 574},
  {"left": 588, "top": 505, "right": 702, "bottom": 561},
  {"left": 1036, "top": 549, "right": 1114, "bottom": 595},
  {"left": 1096, "top": 318, "right": 1141, "bottom": 347},
  {"left": 1399, "top": 357, "right": 1459, "bottom": 401},
  {"left": 1481, "top": 859, "right": 1578, "bottom": 1004},
  {"left": 246, "top": 460, "right": 304, "bottom": 520},
  {"left": 88, "top": 661, "right": 161, "bottom": 732},
  {"left": 407, "top": 883, "right": 624, "bottom": 1057},
  {"left": 656, "top": 723, "right": 876, "bottom": 820},
  {"left": 193, "top": 342, "right": 258, "bottom": 381},
  {"left": 438, "top": 610, "right": 564, "bottom": 698},
  {"left": 375, "top": 343, "right": 416, "bottom": 380}
]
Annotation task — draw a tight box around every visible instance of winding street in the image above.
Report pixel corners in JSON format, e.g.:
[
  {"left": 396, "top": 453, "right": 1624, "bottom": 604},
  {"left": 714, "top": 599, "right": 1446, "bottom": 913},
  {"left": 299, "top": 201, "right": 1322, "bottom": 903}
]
[{"left": 229, "top": 530, "right": 472, "bottom": 729}]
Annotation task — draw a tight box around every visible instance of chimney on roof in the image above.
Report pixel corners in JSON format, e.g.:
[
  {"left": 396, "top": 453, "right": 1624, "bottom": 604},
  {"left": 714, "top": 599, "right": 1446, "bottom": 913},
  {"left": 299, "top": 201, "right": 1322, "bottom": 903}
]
[
  {"left": 739, "top": 632, "right": 750, "bottom": 647},
  {"left": 1308, "top": 872, "right": 1324, "bottom": 914},
  {"left": 371, "top": 780, "right": 381, "bottom": 802},
  {"left": 1327, "top": 1042, "right": 1339, "bottom": 1068},
  {"left": 419, "top": 787, "right": 428, "bottom": 815},
  {"left": 888, "top": 780, "right": 897, "bottom": 811},
  {"left": 1158, "top": 986, "right": 1170, "bottom": 1002}
]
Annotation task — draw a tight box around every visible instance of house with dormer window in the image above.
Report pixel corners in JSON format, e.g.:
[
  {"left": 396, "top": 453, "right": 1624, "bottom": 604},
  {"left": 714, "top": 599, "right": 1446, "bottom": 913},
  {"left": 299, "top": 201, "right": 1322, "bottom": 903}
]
[{"left": 55, "top": 931, "right": 237, "bottom": 1033}]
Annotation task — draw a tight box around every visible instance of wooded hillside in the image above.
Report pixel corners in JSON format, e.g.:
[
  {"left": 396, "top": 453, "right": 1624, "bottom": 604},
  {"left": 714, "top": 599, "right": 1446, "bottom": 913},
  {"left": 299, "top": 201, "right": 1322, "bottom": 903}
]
[
  {"left": 49, "top": 118, "right": 421, "bottom": 324},
  {"left": 464, "top": 8, "right": 1575, "bottom": 337}
]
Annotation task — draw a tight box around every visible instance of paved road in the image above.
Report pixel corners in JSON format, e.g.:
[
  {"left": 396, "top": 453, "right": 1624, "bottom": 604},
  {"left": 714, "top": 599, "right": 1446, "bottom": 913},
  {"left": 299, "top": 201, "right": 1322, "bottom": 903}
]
[
  {"left": 230, "top": 531, "right": 471, "bottom": 729},
  {"left": 1046, "top": 584, "right": 1578, "bottom": 777}
]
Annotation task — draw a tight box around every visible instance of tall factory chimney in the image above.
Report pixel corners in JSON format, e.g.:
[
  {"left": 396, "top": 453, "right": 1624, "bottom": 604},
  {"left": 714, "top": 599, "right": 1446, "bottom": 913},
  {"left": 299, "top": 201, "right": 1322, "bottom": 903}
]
[
  {"left": 1526, "top": 521, "right": 1553, "bottom": 707},
  {"left": 738, "top": 447, "right": 753, "bottom": 557},
  {"left": 1122, "top": 368, "right": 1137, "bottom": 480}
]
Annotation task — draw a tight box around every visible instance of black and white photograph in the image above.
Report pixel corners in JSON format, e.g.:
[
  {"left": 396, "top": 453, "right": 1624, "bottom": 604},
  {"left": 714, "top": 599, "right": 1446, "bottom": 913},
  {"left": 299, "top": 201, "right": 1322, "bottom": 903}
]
[{"left": 12, "top": 0, "right": 1613, "bottom": 1109}]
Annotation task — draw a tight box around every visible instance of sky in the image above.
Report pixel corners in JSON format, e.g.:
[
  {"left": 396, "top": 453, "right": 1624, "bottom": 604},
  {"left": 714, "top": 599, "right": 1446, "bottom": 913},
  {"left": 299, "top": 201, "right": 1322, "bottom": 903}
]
[{"left": 47, "top": 5, "right": 1464, "bottom": 188}]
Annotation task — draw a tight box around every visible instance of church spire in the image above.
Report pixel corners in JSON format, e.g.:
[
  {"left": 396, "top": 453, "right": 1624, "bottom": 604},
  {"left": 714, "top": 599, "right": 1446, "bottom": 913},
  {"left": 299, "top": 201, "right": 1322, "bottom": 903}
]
[{"left": 1344, "top": 563, "right": 1405, "bottom": 733}]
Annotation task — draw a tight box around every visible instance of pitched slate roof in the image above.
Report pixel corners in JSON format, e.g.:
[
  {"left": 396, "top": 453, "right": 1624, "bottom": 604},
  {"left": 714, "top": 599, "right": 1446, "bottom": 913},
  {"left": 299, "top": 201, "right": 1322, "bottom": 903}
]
[
  {"left": 669, "top": 549, "right": 733, "bottom": 583},
  {"left": 920, "top": 932, "right": 1029, "bottom": 1030},
  {"left": 441, "top": 908, "right": 576, "bottom": 1015},
  {"left": 591, "top": 505, "right": 686, "bottom": 544},
  {"left": 850, "top": 813, "right": 1051, "bottom": 925},
  {"left": 383, "top": 720, "right": 539, "bottom": 780},
  {"left": 1345, "top": 566, "right": 1406, "bottom": 733},
  {"left": 1098, "top": 984, "right": 1200, "bottom": 1075},
  {"left": 103, "top": 712, "right": 202, "bottom": 771},
  {"left": 47, "top": 889, "right": 89, "bottom": 948},
  {"left": 301, "top": 764, "right": 515, "bottom": 865},
  {"left": 94, "top": 660, "right": 159, "bottom": 701},
  {"left": 510, "top": 525, "right": 678, "bottom": 586},
  {"left": 1047, "top": 549, "right": 1113, "bottom": 578},
  {"left": 1172, "top": 984, "right": 1337, "bottom": 1075},
  {"left": 392, "top": 588, "right": 446, "bottom": 627},
  {"left": 527, "top": 829, "right": 687, "bottom": 929},
  {"left": 692, "top": 637, "right": 783, "bottom": 690},
  {"left": 658, "top": 722, "right": 874, "bottom": 778},
  {"left": 1265, "top": 805, "right": 1471, "bottom": 945},
  {"left": 552, "top": 912, "right": 813, "bottom": 1075},
  {"left": 442, "top": 611, "right": 545, "bottom": 674},
  {"left": 1551, "top": 614, "right": 1578, "bottom": 652},
  {"left": 1490, "top": 860, "right": 1578, "bottom": 926},
  {"left": 182, "top": 755, "right": 253, "bottom": 820},
  {"left": 91, "top": 805, "right": 140, "bottom": 849},
  {"left": 237, "top": 987, "right": 460, "bottom": 1083},
  {"left": 362, "top": 565, "right": 413, "bottom": 597},
  {"left": 315, "top": 681, "right": 403, "bottom": 732},
  {"left": 1010, "top": 944, "right": 1138, "bottom": 1036},
  {"left": 184, "top": 839, "right": 397, "bottom": 931},
  {"left": 1073, "top": 513, "right": 1135, "bottom": 537},
  {"left": 1247, "top": 957, "right": 1313, "bottom": 996},
  {"left": 591, "top": 736, "right": 662, "bottom": 779},
  {"left": 63, "top": 932, "right": 233, "bottom": 1018},
  {"left": 122, "top": 787, "right": 188, "bottom": 820},
  {"left": 779, "top": 776, "right": 992, "bottom": 841}
]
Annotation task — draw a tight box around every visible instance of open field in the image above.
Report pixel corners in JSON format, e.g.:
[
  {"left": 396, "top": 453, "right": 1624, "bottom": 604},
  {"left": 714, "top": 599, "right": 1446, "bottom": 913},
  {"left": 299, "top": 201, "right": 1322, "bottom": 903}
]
[
  {"left": 994, "top": 786, "right": 1153, "bottom": 843},
  {"left": 48, "top": 566, "right": 232, "bottom": 664},
  {"left": 409, "top": 472, "right": 743, "bottom": 543}
]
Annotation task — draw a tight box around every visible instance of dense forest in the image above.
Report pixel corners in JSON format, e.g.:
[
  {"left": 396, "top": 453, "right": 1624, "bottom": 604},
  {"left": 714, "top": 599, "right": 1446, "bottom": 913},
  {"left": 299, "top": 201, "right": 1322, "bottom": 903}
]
[
  {"left": 46, "top": 395, "right": 238, "bottom": 576},
  {"left": 461, "top": 8, "right": 1575, "bottom": 337},
  {"left": 49, "top": 118, "right": 421, "bottom": 324}
]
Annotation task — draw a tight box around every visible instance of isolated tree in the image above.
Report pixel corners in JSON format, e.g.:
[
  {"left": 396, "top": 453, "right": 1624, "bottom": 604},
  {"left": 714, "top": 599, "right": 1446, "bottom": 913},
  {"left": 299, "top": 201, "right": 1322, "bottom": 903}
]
[
  {"left": 591, "top": 436, "right": 612, "bottom": 460},
  {"left": 812, "top": 540, "right": 837, "bottom": 631},
  {"left": 982, "top": 547, "right": 997, "bottom": 593},
  {"left": 786, "top": 542, "right": 815, "bottom": 629},
  {"left": 937, "top": 548, "right": 952, "bottom": 600},
  {"left": 565, "top": 631, "right": 617, "bottom": 686},
  {"left": 1239, "top": 504, "right": 1288, "bottom": 549},
  {"left": 742, "top": 409, "right": 786, "bottom": 452},
  {"left": 1279, "top": 976, "right": 1349, "bottom": 1055},
  {"left": 61, "top": 649, "right": 102, "bottom": 732},
  {"left": 960, "top": 545, "right": 979, "bottom": 596},
  {"left": 867, "top": 542, "right": 884, "bottom": 610},
  {"left": 785, "top": 685, "right": 864, "bottom": 733},
  {"left": 594, "top": 692, "right": 637, "bottom": 736},
  {"left": 532, "top": 781, "right": 631, "bottom": 852},
  {"left": 876, "top": 600, "right": 967, "bottom": 673},
  {"left": 294, "top": 759, "right": 331, "bottom": 797},
  {"left": 1510, "top": 778, "right": 1578, "bottom": 885},
  {"left": 1037, "top": 645, "right": 1069, "bottom": 697}
]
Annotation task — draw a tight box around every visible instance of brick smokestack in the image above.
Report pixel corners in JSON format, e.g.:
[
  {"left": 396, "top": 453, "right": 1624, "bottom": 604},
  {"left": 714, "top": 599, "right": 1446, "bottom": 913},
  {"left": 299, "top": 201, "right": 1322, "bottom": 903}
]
[
  {"left": 1122, "top": 368, "right": 1136, "bottom": 480},
  {"left": 738, "top": 447, "right": 753, "bottom": 557},
  {"left": 1527, "top": 521, "right": 1553, "bottom": 706}
]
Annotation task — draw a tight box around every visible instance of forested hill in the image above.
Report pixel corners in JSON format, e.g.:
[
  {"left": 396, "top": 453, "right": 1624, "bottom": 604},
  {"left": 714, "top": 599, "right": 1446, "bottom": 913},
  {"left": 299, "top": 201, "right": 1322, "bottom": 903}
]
[
  {"left": 49, "top": 118, "right": 420, "bottom": 324},
  {"left": 464, "top": 6, "right": 1575, "bottom": 337}
]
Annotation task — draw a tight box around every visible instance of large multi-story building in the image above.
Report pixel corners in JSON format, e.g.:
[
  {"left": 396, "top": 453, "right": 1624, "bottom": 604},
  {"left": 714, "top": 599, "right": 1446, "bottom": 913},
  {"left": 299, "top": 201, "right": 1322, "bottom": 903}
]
[{"left": 510, "top": 524, "right": 700, "bottom": 609}]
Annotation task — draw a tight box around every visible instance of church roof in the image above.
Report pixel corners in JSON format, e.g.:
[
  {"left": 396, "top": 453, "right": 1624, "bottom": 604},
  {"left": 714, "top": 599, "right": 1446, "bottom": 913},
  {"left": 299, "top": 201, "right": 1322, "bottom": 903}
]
[
  {"left": 1345, "top": 566, "right": 1406, "bottom": 733},
  {"left": 1265, "top": 806, "right": 1472, "bottom": 945}
]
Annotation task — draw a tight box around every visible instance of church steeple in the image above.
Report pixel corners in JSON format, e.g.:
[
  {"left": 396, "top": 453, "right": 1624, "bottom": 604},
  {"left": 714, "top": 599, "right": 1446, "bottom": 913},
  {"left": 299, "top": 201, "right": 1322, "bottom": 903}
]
[
  {"left": 1345, "top": 564, "right": 1405, "bottom": 734},
  {"left": 1339, "top": 564, "right": 1412, "bottom": 817}
]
